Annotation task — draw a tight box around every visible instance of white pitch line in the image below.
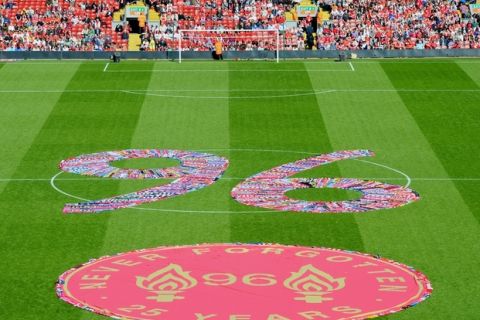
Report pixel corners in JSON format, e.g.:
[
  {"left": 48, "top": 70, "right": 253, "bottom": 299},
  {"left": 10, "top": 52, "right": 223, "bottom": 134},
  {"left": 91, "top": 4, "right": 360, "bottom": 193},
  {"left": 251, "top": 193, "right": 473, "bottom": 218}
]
[
  {"left": 354, "top": 159, "right": 411, "bottom": 188},
  {"left": 49, "top": 172, "right": 90, "bottom": 202},
  {"left": 0, "top": 88, "right": 479, "bottom": 94},
  {"left": 103, "top": 62, "right": 109, "bottom": 72},
  {"left": 342, "top": 60, "right": 480, "bottom": 64},
  {"left": 106, "top": 69, "right": 353, "bottom": 73},
  {"left": 349, "top": 62, "right": 355, "bottom": 71},
  {"left": 0, "top": 89, "right": 316, "bottom": 93},
  {"left": 122, "top": 89, "right": 336, "bottom": 99}
]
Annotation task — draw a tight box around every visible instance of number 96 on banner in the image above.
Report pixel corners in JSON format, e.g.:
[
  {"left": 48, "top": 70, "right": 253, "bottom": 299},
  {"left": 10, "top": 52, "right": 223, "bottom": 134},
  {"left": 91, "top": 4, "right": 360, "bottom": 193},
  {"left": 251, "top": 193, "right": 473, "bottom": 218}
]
[{"left": 59, "top": 149, "right": 419, "bottom": 214}]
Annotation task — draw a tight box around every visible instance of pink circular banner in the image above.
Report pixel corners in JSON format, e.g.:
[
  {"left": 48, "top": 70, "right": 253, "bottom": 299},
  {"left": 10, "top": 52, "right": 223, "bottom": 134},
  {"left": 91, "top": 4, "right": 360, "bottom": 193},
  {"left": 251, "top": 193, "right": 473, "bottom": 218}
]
[{"left": 57, "top": 244, "right": 431, "bottom": 320}]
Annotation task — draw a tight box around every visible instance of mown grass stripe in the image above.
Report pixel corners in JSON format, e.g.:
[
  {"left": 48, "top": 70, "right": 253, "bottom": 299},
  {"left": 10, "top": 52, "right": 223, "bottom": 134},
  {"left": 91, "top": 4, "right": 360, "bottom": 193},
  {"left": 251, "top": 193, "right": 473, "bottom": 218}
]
[
  {"left": 0, "top": 61, "right": 154, "bottom": 319},
  {"left": 374, "top": 60, "right": 480, "bottom": 319},
  {"left": 381, "top": 61, "right": 480, "bottom": 226},
  {"left": 457, "top": 59, "right": 480, "bottom": 84},
  {"left": 93, "top": 61, "right": 232, "bottom": 257},
  {"left": 227, "top": 61, "right": 365, "bottom": 251},
  {"left": 311, "top": 60, "right": 480, "bottom": 319},
  {"left": 0, "top": 63, "right": 80, "bottom": 195}
]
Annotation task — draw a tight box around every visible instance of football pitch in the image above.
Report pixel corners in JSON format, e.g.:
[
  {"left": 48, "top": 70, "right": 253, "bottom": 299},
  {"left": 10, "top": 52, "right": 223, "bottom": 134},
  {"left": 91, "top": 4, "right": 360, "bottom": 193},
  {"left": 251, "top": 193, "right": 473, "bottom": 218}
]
[{"left": 1, "top": 58, "right": 480, "bottom": 319}]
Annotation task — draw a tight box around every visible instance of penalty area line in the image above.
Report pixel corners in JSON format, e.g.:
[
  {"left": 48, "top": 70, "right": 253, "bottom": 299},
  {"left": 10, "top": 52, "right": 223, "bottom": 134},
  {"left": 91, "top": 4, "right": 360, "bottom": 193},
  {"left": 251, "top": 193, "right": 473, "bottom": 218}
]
[
  {"left": 103, "top": 63, "right": 110, "bottom": 72},
  {"left": 349, "top": 62, "right": 355, "bottom": 71}
]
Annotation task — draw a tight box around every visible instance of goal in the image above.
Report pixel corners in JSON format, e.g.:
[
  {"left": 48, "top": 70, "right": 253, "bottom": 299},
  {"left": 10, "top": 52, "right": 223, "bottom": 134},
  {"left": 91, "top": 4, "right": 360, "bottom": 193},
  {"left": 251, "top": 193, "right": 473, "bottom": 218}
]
[{"left": 178, "top": 29, "right": 280, "bottom": 63}]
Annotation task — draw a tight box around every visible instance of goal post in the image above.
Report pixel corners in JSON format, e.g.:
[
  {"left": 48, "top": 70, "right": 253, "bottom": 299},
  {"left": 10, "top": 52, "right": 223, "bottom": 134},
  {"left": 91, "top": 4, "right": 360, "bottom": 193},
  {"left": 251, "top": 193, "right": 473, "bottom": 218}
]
[{"left": 178, "top": 29, "right": 280, "bottom": 63}]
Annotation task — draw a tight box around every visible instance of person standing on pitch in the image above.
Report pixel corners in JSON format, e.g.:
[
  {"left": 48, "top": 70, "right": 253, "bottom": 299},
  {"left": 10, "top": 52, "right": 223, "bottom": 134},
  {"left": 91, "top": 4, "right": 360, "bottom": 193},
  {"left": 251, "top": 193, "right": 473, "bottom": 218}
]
[{"left": 215, "top": 38, "right": 223, "bottom": 60}]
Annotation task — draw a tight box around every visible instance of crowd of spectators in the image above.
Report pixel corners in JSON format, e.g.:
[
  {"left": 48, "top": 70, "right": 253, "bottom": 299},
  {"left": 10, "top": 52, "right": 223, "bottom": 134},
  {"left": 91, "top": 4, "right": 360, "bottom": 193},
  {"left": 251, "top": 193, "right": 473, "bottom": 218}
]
[
  {"left": 0, "top": 0, "right": 124, "bottom": 51},
  {"left": 316, "top": 0, "right": 480, "bottom": 50},
  {"left": 137, "top": 0, "right": 480, "bottom": 51},
  {"left": 1, "top": 0, "right": 480, "bottom": 51},
  {"left": 136, "top": 0, "right": 299, "bottom": 51}
]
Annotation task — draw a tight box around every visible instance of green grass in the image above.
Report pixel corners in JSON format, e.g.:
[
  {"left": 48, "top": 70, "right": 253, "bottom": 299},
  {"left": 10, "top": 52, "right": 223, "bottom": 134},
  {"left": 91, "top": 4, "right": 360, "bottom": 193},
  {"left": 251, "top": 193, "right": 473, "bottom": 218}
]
[{"left": 1, "top": 59, "right": 480, "bottom": 319}]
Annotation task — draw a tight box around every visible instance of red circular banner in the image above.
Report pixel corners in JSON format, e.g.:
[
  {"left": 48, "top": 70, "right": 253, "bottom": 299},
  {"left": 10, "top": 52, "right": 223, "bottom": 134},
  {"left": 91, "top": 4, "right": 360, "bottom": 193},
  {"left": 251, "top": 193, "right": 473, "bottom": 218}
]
[{"left": 57, "top": 244, "right": 431, "bottom": 320}]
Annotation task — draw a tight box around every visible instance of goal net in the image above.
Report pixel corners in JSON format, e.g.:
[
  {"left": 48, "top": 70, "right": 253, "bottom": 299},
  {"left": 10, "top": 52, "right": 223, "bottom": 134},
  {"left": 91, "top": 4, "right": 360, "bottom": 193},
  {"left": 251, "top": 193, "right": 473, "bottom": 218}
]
[{"left": 178, "top": 29, "right": 280, "bottom": 63}]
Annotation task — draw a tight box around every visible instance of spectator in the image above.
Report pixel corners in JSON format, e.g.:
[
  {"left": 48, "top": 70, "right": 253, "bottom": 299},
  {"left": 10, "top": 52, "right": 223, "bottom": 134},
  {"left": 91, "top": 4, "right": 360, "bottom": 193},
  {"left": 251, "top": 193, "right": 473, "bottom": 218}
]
[{"left": 1, "top": 0, "right": 479, "bottom": 52}]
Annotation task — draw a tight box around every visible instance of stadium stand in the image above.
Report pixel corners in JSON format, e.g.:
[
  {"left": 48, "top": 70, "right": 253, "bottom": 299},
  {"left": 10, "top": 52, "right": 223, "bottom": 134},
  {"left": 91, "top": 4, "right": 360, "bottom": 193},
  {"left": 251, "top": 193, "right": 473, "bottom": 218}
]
[
  {"left": 0, "top": 0, "right": 126, "bottom": 50},
  {"left": 0, "top": 0, "right": 479, "bottom": 51},
  {"left": 316, "top": 0, "right": 480, "bottom": 50}
]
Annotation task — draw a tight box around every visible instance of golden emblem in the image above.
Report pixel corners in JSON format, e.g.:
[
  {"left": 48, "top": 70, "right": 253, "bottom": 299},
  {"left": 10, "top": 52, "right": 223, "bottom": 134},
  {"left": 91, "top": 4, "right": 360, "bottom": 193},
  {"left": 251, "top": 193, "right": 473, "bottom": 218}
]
[
  {"left": 136, "top": 264, "right": 198, "bottom": 302},
  {"left": 283, "top": 264, "right": 345, "bottom": 303}
]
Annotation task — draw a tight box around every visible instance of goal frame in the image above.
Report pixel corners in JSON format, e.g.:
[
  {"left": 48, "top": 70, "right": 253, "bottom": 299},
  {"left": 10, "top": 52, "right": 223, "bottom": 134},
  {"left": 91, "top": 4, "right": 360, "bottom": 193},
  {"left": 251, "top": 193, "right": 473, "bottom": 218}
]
[{"left": 178, "top": 29, "right": 280, "bottom": 63}]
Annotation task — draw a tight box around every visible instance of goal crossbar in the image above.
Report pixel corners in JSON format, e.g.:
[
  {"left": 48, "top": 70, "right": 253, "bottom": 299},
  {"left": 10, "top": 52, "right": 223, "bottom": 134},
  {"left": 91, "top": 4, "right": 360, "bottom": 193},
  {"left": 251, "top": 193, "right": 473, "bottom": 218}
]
[{"left": 178, "top": 29, "right": 280, "bottom": 63}]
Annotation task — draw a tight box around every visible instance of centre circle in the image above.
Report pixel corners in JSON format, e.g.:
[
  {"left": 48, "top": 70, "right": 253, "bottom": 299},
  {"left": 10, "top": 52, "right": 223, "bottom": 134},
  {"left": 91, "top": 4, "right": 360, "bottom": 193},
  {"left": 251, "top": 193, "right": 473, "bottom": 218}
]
[{"left": 51, "top": 149, "right": 411, "bottom": 214}]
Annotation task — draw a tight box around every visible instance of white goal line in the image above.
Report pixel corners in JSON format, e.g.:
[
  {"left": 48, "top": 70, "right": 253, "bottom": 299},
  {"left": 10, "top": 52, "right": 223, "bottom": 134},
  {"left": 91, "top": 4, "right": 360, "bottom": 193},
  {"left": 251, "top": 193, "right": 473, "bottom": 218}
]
[{"left": 104, "top": 68, "right": 354, "bottom": 73}]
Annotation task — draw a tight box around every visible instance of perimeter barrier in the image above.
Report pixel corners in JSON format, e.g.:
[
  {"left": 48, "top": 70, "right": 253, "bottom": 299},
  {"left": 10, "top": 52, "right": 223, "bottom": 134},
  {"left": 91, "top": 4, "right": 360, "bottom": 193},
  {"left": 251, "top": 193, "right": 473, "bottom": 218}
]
[{"left": 1, "top": 49, "right": 479, "bottom": 60}]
